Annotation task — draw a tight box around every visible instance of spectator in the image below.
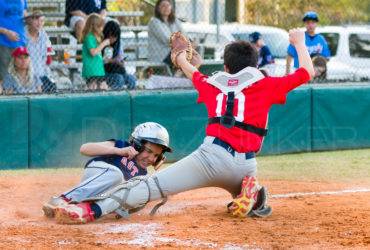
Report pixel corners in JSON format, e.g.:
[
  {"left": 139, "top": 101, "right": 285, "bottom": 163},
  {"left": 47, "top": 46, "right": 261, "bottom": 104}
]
[
  {"left": 25, "top": 10, "right": 56, "bottom": 94},
  {"left": 80, "top": 13, "right": 111, "bottom": 90},
  {"left": 249, "top": 32, "right": 275, "bottom": 68},
  {"left": 103, "top": 21, "right": 136, "bottom": 90},
  {"left": 286, "top": 11, "right": 331, "bottom": 74},
  {"left": 311, "top": 55, "right": 327, "bottom": 82},
  {"left": 65, "top": 0, "right": 115, "bottom": 41},
  {"left": 2, "top": 47, "right": 42, "bottom": 94},
  {"left": 0, "top": 0, "right": 28, "bottom": 93},
  {"left": 148, "top": 0, "right": 193, "bottom": 76}
]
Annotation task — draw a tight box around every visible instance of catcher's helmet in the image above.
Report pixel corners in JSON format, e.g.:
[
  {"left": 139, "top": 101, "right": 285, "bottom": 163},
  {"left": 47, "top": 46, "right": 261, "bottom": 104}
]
[{"left": 130, "top": 122, "right": 172, "bottom": 152}]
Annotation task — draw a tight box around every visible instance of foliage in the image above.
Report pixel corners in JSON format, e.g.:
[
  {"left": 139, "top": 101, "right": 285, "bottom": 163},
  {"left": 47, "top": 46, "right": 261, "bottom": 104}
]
[
  {"left": 243, "top": 0, "right": 369, "bottom": 30},
  {"left": 108, "top": 0, "right": 155, "bottom": 25},
  {"left": 109, "top": 0, "right": 369, "bottom": 29}
]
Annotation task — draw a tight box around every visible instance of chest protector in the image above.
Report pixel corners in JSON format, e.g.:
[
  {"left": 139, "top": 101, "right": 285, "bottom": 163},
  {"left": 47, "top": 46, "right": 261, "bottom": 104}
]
[{"left": 207, "top": 67, "right": 268, "bottom": 137}]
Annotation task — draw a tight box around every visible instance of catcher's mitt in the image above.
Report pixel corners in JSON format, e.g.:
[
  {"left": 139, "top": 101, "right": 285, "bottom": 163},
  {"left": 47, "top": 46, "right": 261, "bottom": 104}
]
[{"left": 170, "top": 31, "right": 202, "bottom": 68}]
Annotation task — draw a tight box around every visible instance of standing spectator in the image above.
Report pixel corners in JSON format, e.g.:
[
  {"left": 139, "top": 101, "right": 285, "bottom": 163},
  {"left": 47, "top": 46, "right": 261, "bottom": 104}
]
[
  {"left": 249, "top": 32, "right": 274, "bottom": 68},
  {"left": 25, "top": 10, "right": 56, "bottom": 93},
  {"left": 0, "top": 0, "right": 28, "bottom": 93},
  {"left": 148, "top": 0, "right": 193, "bottom": 76},
  {"left": 286, "top": 11, "right": 330, "bottom": 74},
  {"left": 65, "top": 0, "right": 115, "bottom": 41},
  {"left": 103, "top": 21, "right": 136, "bottom": 90},
  {"left": 2, "top": 47, "right": 42, "bottom": 94},
  {"left": 80, "top": 13, "right": 111, "bottom": 90}
]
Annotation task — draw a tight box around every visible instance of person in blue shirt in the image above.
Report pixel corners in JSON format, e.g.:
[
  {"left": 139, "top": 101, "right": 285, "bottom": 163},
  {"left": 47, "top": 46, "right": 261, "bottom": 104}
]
[
  {"left": 42, "top": 122, "right": 172, "bottom": 218},
  {"left": 0, "top": 0, "right": 28, "bottom": 93},
  {"left": 286, "top": 11, "right": 330, "bottom": 75},
  {"left": 249, "top": 32, "right": 274, "bottom": 68}
]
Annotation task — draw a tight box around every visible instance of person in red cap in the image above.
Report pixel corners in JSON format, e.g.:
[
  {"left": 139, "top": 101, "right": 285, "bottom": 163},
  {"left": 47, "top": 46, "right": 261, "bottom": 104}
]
[{"left": 2, "top": 47, "right": 42, "bottom": 94}]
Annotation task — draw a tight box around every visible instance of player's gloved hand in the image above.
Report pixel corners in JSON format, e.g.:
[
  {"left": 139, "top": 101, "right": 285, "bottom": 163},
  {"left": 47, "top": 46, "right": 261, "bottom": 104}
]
[
  {"left": 153, "top": 156, "right": 166, "bottom": 171},
  {"left": 170, "top": 31, "right": 192, "bottom": 68},
  {"left": 170, "top": 31, "right": 202, "bottom": 69}
]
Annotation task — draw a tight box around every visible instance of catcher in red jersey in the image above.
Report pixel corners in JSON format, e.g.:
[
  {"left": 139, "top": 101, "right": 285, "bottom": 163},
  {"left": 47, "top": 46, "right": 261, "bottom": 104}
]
[{"left": 53, "top": 28, "right": 314, "bottom": 224}]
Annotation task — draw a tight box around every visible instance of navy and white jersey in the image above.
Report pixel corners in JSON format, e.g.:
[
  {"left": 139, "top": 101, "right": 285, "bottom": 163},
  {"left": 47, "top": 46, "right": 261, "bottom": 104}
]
[
  {"left": 84, "top": 139, "right": 147, "bottom": 181},
  {"left": 258, "top": 45, "right": 274, "bottom": 68}
]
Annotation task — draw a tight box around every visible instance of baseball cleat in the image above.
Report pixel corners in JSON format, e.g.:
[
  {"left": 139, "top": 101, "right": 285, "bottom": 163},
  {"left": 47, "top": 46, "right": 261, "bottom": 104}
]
[
  {"left": 55, "top": 203, "right": 95, "bottom": 224},
  {"left": 248, "top": 206, "right": 273, "bottom": 218},
  {"left": 229, "top": 176, "right": 259, "bottom": 217},
  {"left": 42, "top": 196, "right": 69, "bottom": 218}
]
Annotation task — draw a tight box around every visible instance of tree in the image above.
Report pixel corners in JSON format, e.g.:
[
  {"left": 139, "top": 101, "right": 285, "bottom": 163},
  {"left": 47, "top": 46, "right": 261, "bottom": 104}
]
[{"left": 243, "top": 0, "right": 369, "bottom": 30}]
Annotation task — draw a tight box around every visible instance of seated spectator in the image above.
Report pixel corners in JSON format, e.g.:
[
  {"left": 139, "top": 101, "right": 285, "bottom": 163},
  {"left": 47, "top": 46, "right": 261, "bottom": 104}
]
[
  {"left": 80, "top": 13, "right": 112, "bottom": 90},
  {"left": 311, "top": 55, "right": 327, "bottom": 82},
  {"left": 65, "top": 0, "right": 115, "bottom": 41},
  {"left": 2, "top": 47, "right": 42, "bottom": 94},
  {"left": 103, "top": 21, "right": 136, "bottom": 90},
  {"left": 0, "top": 0, "right": 28, "bottom": 93},
  {"left": 25, "top": 10, "right": 56, "bottom": 93},
  {"left": 249, "top": 32, "right": 274, "bottom": 68},
  {"left": 148, "top": 0, "right": 194, "bottom": 77}
]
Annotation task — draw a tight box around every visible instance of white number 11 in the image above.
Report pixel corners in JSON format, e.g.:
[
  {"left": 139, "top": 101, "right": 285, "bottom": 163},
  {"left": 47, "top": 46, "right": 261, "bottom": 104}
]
[{"left": 215, "top": 93, "right": 245, "bottom": 121}]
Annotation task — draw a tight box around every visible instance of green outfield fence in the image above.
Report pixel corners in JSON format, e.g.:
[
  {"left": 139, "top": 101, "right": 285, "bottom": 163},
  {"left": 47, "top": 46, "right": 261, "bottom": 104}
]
[{"left": 0, "top": 84, "right": 369, "bottom": 169}]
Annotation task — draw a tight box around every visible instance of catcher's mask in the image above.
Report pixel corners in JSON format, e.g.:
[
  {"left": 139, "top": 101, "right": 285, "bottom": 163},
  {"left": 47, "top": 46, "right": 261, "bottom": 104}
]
[{"left": 130, "top": 122, "right": 172, "bottom": 166}]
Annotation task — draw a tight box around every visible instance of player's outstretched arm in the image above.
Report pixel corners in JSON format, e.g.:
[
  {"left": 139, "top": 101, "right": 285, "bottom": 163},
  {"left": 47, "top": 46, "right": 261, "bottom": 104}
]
[
  {"left": 176, "top": 51, "right": 198, "bottom": 80},
  {"left": 80, "top": 141, "right": 138, "bottom": 159},
  {"left": 289, "top": 28, "right": 315, "bottom": 79}
]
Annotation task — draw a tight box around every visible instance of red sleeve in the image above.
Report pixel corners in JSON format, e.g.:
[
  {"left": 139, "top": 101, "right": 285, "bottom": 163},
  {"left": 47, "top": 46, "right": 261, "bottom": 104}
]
[
  {"left": 192, "top": 71, "right": 211, "bottom": 104},
  {"left": 270, "top": 67, "right": 310, "bottom": 104}
]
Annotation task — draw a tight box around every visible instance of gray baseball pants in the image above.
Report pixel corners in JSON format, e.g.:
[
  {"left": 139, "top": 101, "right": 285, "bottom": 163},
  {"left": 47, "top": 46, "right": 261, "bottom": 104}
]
[
  {"left": 63, "top": 161, "right": 124, "bottom": 202},
  {"left": 97, "top": 136, "right": 258, "bottom": 216}
]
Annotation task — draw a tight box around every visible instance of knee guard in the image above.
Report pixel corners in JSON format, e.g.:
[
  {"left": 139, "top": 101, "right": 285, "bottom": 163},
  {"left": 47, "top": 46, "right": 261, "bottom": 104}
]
[{"left": 83, "top": 175, "right": 168, "bottom": 219}]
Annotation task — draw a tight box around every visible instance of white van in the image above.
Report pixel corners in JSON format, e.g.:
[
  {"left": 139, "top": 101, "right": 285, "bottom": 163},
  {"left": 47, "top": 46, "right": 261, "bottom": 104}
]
[
  {"left": 182, "top": 23, "right": 289, "bottom": 59},
  {"left": 182, "top": 23, "right": 290, "bottom": 76},
  {"left": 316, "top": 25, "right": 370, "bottom": 81}
]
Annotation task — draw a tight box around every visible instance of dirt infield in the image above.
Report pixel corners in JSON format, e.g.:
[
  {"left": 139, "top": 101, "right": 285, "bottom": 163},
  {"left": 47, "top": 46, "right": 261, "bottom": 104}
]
[{"left": 0, "top": 174, "right": 369, "bottom": 249}]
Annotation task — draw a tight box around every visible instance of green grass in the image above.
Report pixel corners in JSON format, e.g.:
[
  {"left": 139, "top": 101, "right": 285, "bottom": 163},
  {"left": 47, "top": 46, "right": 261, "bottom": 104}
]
[
  {"left": 257, "top": 148, "right": 370, "bottom": 182},
  {"left": 1, "top": 149, "right": 369, "bottom": 183}
]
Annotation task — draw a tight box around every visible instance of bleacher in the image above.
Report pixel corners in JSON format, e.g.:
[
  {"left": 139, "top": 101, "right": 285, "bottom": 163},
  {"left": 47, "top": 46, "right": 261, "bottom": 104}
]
[
  {"left": 27, "top": 0, "right": 165, "bottom": 89},
  {"left": 28, "top": 0, "right": 223, "bottom": 90}
]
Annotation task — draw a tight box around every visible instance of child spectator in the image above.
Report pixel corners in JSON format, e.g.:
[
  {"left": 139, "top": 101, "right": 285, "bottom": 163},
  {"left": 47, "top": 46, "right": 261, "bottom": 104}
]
[
  {"left": 286, "top": 11, "right": 330, "bottom": 74},
  {"left": 103, "top": 21, "right": 136, "bottom": 90},
  {"left": 2, "top": 47, "right": 42, "bottom": 94},
  {"left": 311, "top": 55, "right": 327, "bottom": 82},
  {"left": 25, "top": 10, "right": 56, "bottom": 93},
  {"left": 80, "top": 13, "right": 111, "bottom": 90},
  {"left": 249, "top": 32, "right": 274, "bottom": 68}
]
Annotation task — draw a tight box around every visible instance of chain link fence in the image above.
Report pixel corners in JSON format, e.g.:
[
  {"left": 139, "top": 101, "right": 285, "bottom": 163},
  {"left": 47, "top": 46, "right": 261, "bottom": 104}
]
[{"left": 1, "top": 0, "right": 369, "bottom": 96}]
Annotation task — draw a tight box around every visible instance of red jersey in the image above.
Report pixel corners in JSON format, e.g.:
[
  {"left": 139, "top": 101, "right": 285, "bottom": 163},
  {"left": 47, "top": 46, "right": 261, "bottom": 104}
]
[{"left": 192, "top": 68, "right": 310, "bottom": 152}]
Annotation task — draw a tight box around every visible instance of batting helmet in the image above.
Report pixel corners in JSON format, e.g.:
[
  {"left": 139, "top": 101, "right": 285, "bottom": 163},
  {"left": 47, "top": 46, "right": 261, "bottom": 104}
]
[{"left": 130, "top": 122, "right": 172, "bottom": 152}]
